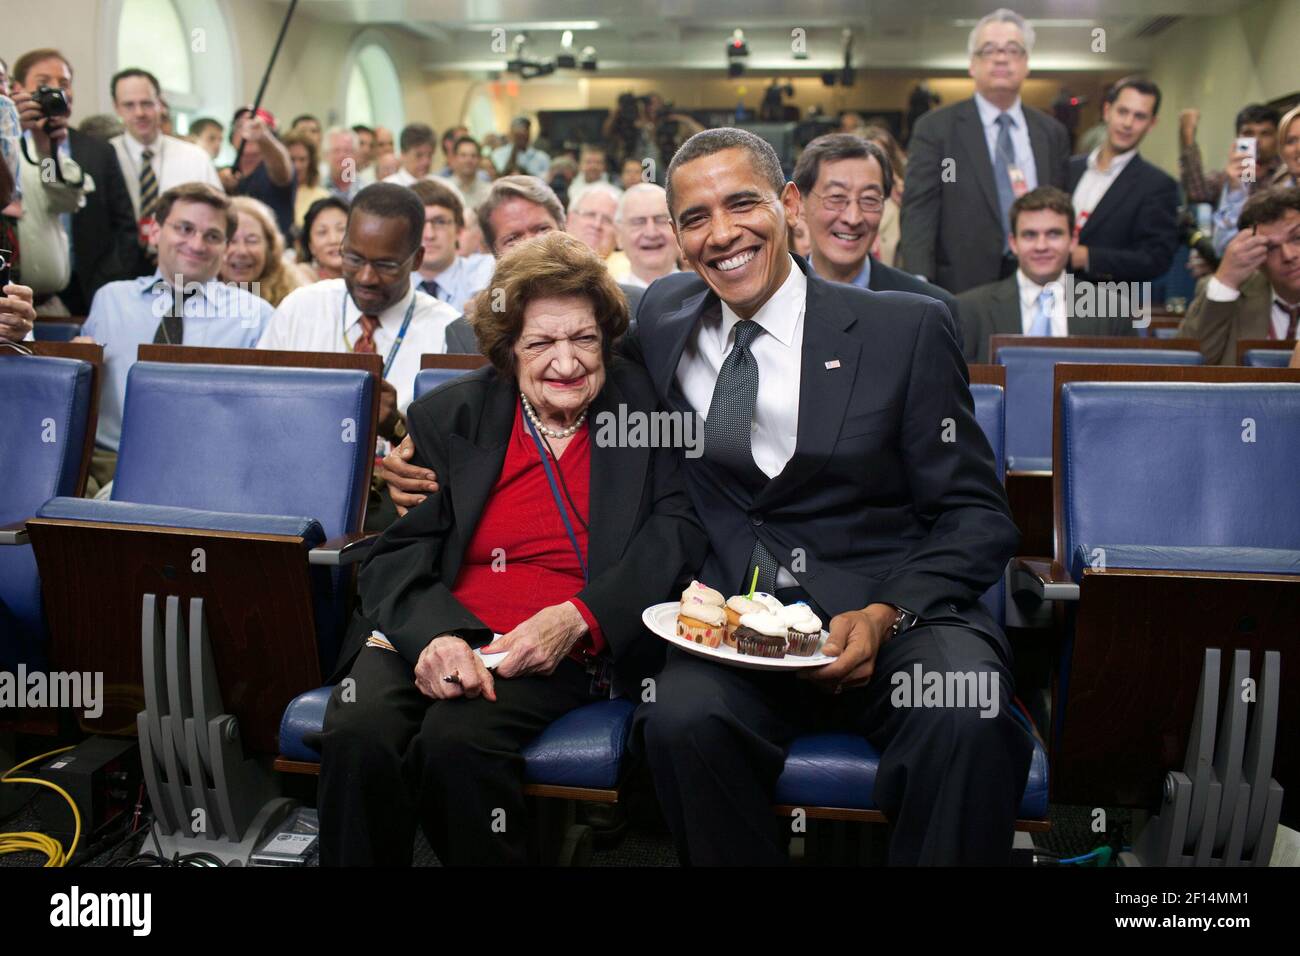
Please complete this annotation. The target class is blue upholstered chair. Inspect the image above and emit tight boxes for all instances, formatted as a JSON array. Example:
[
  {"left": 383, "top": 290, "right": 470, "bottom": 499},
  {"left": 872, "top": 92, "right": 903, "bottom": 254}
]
[
  {"left": 414, "top": 354, "right": 489, "bottom": 401},
  {"left": 774, "top": 370, "right": 1051, "bottom": 831},
  {"left": 996, "top": 344, "right": 1204, "bottom": 472},
  {"left": 0, "top": 351, "right": 96, "bottom": 671},
  {"left": 31, "top": 321, "right": 83, "bottom": 342},
  {"left": 1241, "top": 349, "right": 1292, "bottom": 368},
  {"left": 1014, "top": 365, "right": 1300, "bottom": 809}
]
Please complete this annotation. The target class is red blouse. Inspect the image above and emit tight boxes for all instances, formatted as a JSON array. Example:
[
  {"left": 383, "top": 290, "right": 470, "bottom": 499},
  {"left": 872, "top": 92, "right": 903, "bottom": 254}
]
[{"left": 449, "top": 402, "right": 605, "bottom": 657}]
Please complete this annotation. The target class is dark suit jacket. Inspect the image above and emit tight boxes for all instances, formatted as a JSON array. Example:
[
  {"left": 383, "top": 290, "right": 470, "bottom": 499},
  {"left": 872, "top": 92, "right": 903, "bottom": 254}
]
[
  {"left": 443, "top": 281, "right": 645, "bottom": 354},
  {"left": 866, "top": 256, "right": 964, "bottom": 352},
  {"left": 622, "top": 255, "right": 1019, "bottom": 657},
  {"left": 1067, "top": 152, "right": 1179, "bottom": 283},
  {"left": 899, "top": 97, "right": 1071, "bottom": 294},
  {"left": 354, "top": 359, "right": 708, "bottom": 688},
  {"left": 956, "top": 273, "right": 1136, "bottom": 363},
  {"left": 1178, "top": 272, "right": 1274, "bottom": 365},
  {"left": 63, "top": 128, "right": 144, "bottom": 314}
]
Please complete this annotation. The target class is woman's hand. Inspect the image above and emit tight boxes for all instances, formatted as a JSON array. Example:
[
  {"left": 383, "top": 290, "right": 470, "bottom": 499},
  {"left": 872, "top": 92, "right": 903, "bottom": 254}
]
[
  {"left": 482, "top": 602, "right": 588, "bottom": 679},
  {"left": 413, "top": 634, "right": 496, "bottom": 701}
]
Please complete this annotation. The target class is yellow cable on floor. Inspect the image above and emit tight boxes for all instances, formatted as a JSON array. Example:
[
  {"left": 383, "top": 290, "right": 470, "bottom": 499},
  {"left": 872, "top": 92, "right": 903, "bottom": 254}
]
[{"left": 1, "top": 746, "right": 83, "bottom": 866}]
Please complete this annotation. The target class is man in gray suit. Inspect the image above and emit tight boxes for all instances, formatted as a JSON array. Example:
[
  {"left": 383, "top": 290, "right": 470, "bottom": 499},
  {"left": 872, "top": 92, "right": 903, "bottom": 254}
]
[
  {"left": 443, "top": 175, "right": 643, "bottom": 352},
  {"left": 1179, "top": 186, "right": 1300, "bottom": 364},
  {"left": 899, "top": 8, "right": 1071, "bottom": 294},
  {"left": 957, "top": 187, "right": 1133, "bottom": 363}
]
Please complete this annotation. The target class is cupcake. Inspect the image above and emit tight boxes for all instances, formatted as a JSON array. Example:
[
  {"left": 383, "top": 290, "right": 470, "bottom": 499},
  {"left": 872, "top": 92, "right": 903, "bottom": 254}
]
[
  {"left": 750, "top": 591, "right": 785, "bottom": 615},
  {"left": 677, "top": 599, "right": 727, "bottom": 648},
  {"left": 681, "top": 580, "right": 725, "bottom": 607},
  {"left": 780, "top": 603, "right": 823, "bottom": 657},
  {"left": 723, "top": 596, "right": 764, "bottom": 647},
  {"left": 734, "top": 611, "right": 788, "bottom": 658}
]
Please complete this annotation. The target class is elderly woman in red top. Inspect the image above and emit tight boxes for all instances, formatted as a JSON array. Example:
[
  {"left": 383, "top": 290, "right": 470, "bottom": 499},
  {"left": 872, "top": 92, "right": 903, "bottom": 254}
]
[{"left": 318, "top": 231, "right": 707, "bottom": 865}]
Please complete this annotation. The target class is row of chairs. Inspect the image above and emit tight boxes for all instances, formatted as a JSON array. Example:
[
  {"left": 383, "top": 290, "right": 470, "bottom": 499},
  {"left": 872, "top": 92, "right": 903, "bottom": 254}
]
[{"left": 4, "top": 340, "right": 1295, "bottom": 863}]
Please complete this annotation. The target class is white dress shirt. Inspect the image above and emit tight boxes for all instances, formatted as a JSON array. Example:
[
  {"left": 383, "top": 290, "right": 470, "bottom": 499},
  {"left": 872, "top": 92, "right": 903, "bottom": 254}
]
[
  {"left": 973, "top": 93, "right": 1039, "bottom": 193},
  {"left": 1205, "top": 276, "right": 1300, "bottom": 340},
  {"left": 438, "top": 174, "right": 491, "bottom": 211},
  {"left": 258, "top": 278, "right": 460, "bottom": 413},
  {"left": 675, "top": 255, "right": 808, "bottom": 587},
  {"left": 1071, "top": 146, "right": 1139, "bottom": 234},
  {"left": 1016, "top": 269, "right": 1069, "bottom": 336},
  {"left": 111, "top": 133, "right": 221, "bottom": 219}
]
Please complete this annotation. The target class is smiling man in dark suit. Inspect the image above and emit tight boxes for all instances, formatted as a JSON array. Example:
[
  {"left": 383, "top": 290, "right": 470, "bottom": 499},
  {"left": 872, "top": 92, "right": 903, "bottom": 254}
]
[
  {"left": 899, "top": 9, "right": 1070, "bottom": 293},
  {"left": 381, "top": 128, "right": 1031, "bottom": 865},
  {"left": 958, "top": 186, "right": 1135, "bottom": 363},
  {"left": 794, "top": 133, "right": 963, "bottom": 350},
  {"left": 1067, "top": 76, "right": 1179, "bottom": 285},
  {"left": 628, "top": 129, "right": 1027, "bottom": 866}
]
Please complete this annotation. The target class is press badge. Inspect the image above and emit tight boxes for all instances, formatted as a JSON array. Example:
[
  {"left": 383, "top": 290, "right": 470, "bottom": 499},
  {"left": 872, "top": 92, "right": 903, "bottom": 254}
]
[{"left": 1008, "top": 164, "right": 1029, "bottom": 197}]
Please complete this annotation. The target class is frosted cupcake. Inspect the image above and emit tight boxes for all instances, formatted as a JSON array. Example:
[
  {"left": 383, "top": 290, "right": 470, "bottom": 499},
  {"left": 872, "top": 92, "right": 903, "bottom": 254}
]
[
  {"left": 733, "top": 611, "right": 788, "bottom": 658},
  {"left": 780, "top": 603, "right": 823, "bottom": 656},
  {"left": 723, "top": 595, "right": 765, "bottom": 646},
  {"left": 681, "top": 580, "right": 725, "bottom": 607},
  {"left": 750, "top": 592, "right": 785, "bottom": 615},
  {"left": 677, "top": 599, "right": 727, "bottom": 648}
]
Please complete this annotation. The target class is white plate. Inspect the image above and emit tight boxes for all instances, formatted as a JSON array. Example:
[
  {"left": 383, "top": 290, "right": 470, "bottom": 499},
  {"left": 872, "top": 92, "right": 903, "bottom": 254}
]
[{"left": 642, "top": 602, "right": 833, "bottom": 671}]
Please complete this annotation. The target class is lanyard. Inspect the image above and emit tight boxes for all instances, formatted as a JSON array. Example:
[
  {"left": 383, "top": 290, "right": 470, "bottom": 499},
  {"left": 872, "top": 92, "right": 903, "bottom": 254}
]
[
  {"left": 522, "top": 407, "right": 589, "bottom": 583},
  {"left": 341, "top": 290, "right": 416, "bottom": 379}
]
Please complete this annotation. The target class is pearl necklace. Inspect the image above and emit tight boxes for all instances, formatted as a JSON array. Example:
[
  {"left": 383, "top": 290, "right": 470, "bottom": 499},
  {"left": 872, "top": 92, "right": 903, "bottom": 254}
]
[{"left": 521, "top": 394, "right": 588, "bottom": 439}]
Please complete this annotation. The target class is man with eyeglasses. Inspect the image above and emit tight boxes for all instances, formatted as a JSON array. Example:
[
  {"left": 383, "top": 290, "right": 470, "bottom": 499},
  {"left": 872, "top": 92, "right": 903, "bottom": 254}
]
[
  {"left": 612, "top": 183, "right": 680, "bottom": 288},
  {"left": 406, "top": 178, "right": 493, "bottom": 312},
  {"left": 76, "top": 183, "right": 272, "bottom": 493},
  {"left": 567, "top": 183, "right": 621, "bottom": 261},
  {"left": 899, "top": 8, "right": 1070, "bottom": 294},
  {"left": 794, "top": 134, "right": 961, "bottom": 347},
  {"left": 259, "top": 183, "right": 460, "bottom": 440}
]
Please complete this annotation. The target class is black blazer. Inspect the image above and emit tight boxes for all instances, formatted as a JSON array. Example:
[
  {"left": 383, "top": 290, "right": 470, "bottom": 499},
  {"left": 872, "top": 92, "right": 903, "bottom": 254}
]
[
  {"left": 64, "top": 128, "right": 145, "bottom": 314},
  {"left": 955, "top": 273, "right": 1135, "bottom": 363},
  {"left": 355, "top": 359, "right": 708, "bottom": 689},
  {"left": 866, "top": 256, "right": 964, "bottom": 353},
  {"left": 623, "top": 254, "right": 1018, "bottom": 657},
  {"left": 1067, "top": 152, "right": 1179, "bottom": 283},
  {"left": 899, "top": 97, "right": 1071, "bottom": 294},
  {"left": 443, "top": 282, "right": 645, "bottom": 354}
]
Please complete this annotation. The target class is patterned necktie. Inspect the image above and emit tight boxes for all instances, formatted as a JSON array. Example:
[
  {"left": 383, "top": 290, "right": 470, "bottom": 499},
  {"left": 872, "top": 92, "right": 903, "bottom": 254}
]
[
  {"left": 420, "top": 279, "right": 447, "bottom": 303},
  {"left": 1030, "top": 287, "right": 1054, "bottom": 337},
  {"left": 993, "top": 113, "right": 1017, "bottom": 250},
  {"left": 139, "top": 148, "right": 159, "bottom": 221},
  {"left": 704, "top": 319, "right": 781, "bottom": 593},
  {"left": 353, "top": 314, "right": 379, "bottom": 354},
  {"left": 1272, "top": 299, "right": 1300, "bottom": 340},
  {"left": 152, "top": 283, "right": 184, "bottom": 345}
]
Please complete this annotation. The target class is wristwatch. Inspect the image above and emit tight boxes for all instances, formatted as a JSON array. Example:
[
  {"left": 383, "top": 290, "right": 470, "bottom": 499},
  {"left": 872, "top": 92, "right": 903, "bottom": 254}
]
[{"left": 890, "top": 605, "right": 919, "bottom": 638}]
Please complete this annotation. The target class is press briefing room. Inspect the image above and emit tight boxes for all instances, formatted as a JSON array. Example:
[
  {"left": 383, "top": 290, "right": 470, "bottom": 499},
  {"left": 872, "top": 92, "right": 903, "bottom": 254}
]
[{"left": 0, "top": 0, "right": 1297, "bottom": 934}]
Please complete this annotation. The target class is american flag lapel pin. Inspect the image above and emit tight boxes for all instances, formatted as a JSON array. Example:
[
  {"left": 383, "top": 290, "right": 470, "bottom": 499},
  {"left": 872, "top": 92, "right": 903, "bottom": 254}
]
[{"left": 824, "top": 359, "right": 841, "bottom": 370}]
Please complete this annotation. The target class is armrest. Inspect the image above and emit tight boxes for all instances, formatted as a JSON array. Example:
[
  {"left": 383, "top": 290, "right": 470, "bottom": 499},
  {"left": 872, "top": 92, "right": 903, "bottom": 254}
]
[
  {"left": 0, "top": 521, "right": 30, "bottom": 546},
  {"left": 308, "top": 531, "right": 379, "bottom": 566},
  {"left": 1011, "top": 556, "right": 1079, "bottom": 602}
]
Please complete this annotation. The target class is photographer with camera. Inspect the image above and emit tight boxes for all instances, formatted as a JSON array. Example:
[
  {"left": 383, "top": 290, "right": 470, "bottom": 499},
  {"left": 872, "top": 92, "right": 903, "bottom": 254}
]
[
  {"left": 602, "top": 92, "right": 702, "bottom": 185},
  {"left": 10, "top": 48, "right": 141, "bottom": 315}
]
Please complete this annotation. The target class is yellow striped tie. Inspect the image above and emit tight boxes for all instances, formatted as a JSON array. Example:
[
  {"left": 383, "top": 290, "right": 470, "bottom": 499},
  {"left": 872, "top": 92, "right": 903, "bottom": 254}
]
[{"left": 139, "top": 148, "right": 159, "bottom": 220}]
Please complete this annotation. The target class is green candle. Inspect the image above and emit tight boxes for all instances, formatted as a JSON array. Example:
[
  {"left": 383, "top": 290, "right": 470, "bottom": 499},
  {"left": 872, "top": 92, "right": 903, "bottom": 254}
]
[{"left": 747, "top": 565, "right": 759, "bottom": 599}]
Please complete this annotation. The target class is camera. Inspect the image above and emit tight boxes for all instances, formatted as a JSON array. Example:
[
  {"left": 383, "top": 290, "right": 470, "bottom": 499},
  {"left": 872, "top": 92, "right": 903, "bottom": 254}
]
[{"left": 33, "top": 86, "right": 71, "bottom": 119}]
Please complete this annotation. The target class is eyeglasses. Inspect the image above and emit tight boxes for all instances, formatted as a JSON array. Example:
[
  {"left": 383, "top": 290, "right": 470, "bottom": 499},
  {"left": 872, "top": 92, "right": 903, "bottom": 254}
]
[
  {"left": 624, "top": 214, "right": 672, "bottom": 231},
  {"left": 810, "top": 191, "right": 885, "bottom": 214},
  {"left": 425, "top": 215, "right": 457, "bottom": 230},
  {"left": 166, "top": 219, "right": 227, "bottom": 247},
  {"left": 340, "top": 247, "right": 416, "bottom": 278},
  {"left": 574, "top": 208, "right": 616, "bottom": 228},
  {"left": 974, "top": 42, "right": 1027, "bottom": 59}
]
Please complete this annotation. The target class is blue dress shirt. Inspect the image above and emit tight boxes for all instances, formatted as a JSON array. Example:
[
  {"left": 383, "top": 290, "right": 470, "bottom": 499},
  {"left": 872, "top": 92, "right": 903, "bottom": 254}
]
[
  {"left": 409, "top": 254, "right": 495, "bottom": 312},
  {"left": 82, "top": 272, "right": 272, "bottom": 451}
]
